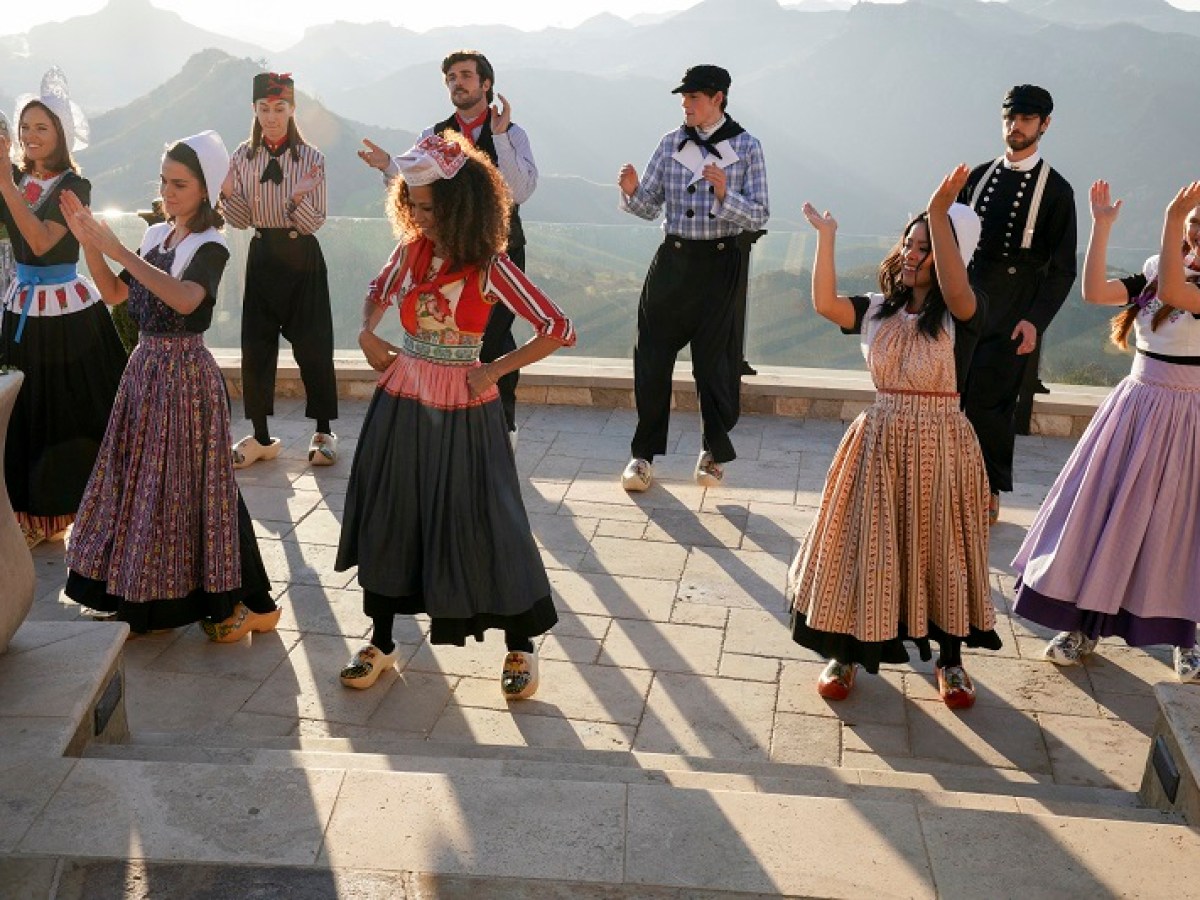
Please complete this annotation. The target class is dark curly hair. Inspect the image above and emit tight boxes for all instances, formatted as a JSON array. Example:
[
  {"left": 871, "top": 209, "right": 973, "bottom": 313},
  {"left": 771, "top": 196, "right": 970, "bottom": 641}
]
[{"left": 386, "top": 135, "right": 511, "bottom": 269}]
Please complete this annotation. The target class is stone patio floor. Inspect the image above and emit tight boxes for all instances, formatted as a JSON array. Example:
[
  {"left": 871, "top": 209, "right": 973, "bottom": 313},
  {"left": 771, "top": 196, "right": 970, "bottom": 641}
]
[{"left": 23, "top": 398, "right": 1182, "bottom": 795}]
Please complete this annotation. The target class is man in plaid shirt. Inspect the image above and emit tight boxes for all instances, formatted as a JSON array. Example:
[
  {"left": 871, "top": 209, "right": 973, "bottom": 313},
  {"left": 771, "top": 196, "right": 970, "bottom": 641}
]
[{"left": 617, "top": 64, "right": 769, "bottom": 492}]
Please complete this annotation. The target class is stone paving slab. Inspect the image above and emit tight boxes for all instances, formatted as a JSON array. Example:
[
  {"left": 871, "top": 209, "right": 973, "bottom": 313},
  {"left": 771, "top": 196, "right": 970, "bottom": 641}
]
[
  {"left": 18, "top": 400, "right": 1195, "bottom": 807},
  {"left": 919, "top": 805, "right": 1200, "bottom": 898},
  {"left": 625, "top": 787, "right": 934, "bottom": 898},
  {"left": 17, "top": 759, "right": 344, "bottom": 865},
  {"left": 317, "top": 771, "right": 626, "bottom": 882}
]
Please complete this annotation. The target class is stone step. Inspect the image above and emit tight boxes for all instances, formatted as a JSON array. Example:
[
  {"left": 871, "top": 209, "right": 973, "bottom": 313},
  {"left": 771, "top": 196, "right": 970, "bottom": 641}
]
[
  {"left": 0, "top": 857, "right": 788, "bottom": 900},
  {"left": 85, "top": 731, "right": 1180, "bottom": 825},
  {"left": 11, "top": 756, "right": 1200, "bottom": 898}
]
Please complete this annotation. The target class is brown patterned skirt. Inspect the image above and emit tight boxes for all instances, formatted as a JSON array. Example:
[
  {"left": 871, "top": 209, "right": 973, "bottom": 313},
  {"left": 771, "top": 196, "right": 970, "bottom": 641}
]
[{"left": 787, "top": 390, "right": 999, "bottom": 672}]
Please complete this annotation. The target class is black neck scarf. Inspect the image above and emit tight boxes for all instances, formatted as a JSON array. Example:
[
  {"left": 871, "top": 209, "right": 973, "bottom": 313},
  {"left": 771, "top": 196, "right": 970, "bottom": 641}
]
[
  {"left": 678, "top": 116, "right": 746, "bottom": 160},
  {"left": 259, "top": 141, "right": 288, "bottom": 185}
]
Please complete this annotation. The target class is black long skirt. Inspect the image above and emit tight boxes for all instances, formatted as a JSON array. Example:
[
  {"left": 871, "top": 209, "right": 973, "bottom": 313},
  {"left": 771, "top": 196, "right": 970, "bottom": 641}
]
[
  {"left": 336, "top": 353, "right": 557, "bottom": 646},
  {"left": 1, "top": 304, "right": 126, "bottom": 517}
]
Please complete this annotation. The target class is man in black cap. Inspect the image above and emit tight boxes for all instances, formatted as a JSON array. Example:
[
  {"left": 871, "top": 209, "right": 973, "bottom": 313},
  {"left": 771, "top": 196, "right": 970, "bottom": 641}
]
[
  {"left": 617, "top": 64, "right": 769, "bottom": 492},
  {"left": 958, "top": 84, "right": 1077, "bottom": 524}
]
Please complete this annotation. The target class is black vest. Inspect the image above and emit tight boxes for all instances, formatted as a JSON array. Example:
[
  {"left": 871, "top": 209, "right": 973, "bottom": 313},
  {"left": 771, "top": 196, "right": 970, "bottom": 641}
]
[{"left": 434, "top": 113, "right": 526, "bottom": 251}]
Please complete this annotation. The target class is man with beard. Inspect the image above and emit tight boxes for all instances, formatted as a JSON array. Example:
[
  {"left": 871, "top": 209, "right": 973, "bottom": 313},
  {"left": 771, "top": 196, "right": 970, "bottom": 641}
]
[
  {"left": 359, "top": 50, "right": 537, "bottom": 447},
  {"left": 958, "top": 84, "right": 1076, "bottom": 525},
  {"left": 616, "top": 64, "right": 769, "bottom": 493}
]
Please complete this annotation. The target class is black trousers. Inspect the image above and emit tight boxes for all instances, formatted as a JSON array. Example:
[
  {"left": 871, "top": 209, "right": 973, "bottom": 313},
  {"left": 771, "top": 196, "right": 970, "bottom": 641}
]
[
  {"left": 962, "top": 264, "right": 1042, "bottom": 494},
  {"left": 632, "top": 237, "right": 742, "bottom": 464},
  {"left": 481, "top": 245, "right": 524, "bottom": 432},
  {"left": 241, "top": 229, "right": 338, "bottom": 423}
]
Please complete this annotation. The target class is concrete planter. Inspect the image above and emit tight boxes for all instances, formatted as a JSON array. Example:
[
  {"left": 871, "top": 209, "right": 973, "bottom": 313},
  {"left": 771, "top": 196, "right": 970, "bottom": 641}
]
[{"left": 0, "top": 370, "right": 35, "bottom": 653}]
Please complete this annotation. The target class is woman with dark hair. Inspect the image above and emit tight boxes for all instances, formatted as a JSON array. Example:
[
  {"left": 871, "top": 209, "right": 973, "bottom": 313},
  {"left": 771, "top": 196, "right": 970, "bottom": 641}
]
[
  {"left": 336, "top": 134, "right": 575, "bottom": 696},
  {"left": 1012, "top": 181, "right": 1200, "bottom": 682},
  {"left": 787, "top": 165, "right": 1002, "bottom": 709},
  {"left": 59, "top": 131, "right": 278, "bottom": 640},
  {"left": 220, "top": 72, "right": 338, "bottom": 470},
  {"left": 0, "top": 67, "right": 126, "bottom": 548}
]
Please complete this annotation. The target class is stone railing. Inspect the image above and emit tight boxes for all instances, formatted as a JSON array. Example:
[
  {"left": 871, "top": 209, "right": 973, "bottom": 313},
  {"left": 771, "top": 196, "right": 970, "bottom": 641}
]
[{"left": 211, "top": 350, "right": 1110, "bottom": 439}]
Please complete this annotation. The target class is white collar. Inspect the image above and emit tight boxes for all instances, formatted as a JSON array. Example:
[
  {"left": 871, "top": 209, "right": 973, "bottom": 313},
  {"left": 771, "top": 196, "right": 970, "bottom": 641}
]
[
  {"left": 697, "top": 116, "right": 727, "bottom": 140},
  {"left": 1003, "top": 149, "right": 1042, "bottom": 172}
]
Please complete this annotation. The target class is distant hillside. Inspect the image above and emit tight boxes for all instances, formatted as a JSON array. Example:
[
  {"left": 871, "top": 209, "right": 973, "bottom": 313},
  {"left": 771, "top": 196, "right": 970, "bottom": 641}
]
[
  {"left": 8, "top": 0, "right": 1200, "bottom": 385},
  {"left": 0, "top": 0, "right": 267, "bottom": 112},
  {"left": 1007, "top": 0, "right": 1200, "bottom": 35},
  {"left": 82, "top": 50, "right": 415, "bottom": 217}
]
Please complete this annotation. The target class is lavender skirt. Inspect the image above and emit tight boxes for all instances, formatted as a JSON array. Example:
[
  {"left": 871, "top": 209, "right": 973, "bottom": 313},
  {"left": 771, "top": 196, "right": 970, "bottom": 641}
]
[{"left": 1012, "top": 354, "right": 1200, "bottom": 648}]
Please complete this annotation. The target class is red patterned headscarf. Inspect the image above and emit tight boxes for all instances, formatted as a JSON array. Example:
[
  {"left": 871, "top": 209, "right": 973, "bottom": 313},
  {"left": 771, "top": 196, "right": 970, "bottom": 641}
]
[
  {"left": 393, "top": 134, "right": 469, "bottom": 186},
  {"left": 253, "top": 72, "right": 294, "bottom": 103}
]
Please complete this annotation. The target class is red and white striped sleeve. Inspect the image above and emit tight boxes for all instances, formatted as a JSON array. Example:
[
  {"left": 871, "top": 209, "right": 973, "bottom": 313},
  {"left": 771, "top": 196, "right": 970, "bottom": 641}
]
[
  {"left": 366, "top": 242, "right": 409, "bottom": 309},
  {"left": 484, "top": 254, "right": 576, "bottom": 346}
]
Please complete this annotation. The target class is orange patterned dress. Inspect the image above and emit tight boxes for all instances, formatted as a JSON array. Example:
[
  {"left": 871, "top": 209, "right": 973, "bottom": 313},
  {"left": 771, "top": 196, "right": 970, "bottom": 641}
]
[{"left": 787, "top": 296, "right": 999, "bottom": 672}]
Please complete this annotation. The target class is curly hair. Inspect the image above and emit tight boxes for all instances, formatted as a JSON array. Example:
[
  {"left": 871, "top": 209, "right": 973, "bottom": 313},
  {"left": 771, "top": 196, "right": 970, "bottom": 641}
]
[{"left": 386, "top": 135, "right": 511, "bottom": 269}]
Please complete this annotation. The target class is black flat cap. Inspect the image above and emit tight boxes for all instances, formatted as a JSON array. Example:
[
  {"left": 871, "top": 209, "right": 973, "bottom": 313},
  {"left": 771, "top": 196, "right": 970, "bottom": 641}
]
[
  {"left": 671, "top": 64, "right": 732, "bottom": 95},
  {"left": 1002, "top": 84, "right": 1053, "bottom": 117}
]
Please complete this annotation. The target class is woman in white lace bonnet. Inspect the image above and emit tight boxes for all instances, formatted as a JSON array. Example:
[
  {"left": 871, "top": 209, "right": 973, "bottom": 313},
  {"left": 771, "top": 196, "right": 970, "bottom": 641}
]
[{"left": 0, "top": 67, "right": 126, "bottom": 548}]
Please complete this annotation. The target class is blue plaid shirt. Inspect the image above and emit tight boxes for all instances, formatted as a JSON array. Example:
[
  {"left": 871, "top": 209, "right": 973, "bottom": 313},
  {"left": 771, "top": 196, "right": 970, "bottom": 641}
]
[{"left": 621, "top": 124, "right": 769, "bottom": 240}]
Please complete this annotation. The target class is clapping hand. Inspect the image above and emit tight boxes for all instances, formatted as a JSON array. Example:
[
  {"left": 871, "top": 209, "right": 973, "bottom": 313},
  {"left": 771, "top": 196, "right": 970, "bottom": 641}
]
[
  {"left": 490, "top": 94, "right": 512, "bottom": 135},
  {"left": 0, "top": 135, "right": 15, "bottom": 189},
  {"left": 618, "top": 164, "right": 639, "bottom": 196},
  {"left": 292, "top": 164, "right": 323, "bottom": 199},
  {"left": 59, "top": 189, "right": 123, "bottom": 257}
]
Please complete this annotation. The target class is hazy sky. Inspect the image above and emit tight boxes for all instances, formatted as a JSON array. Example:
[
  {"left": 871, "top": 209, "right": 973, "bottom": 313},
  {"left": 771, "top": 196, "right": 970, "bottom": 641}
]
[{"left": 6, "top": 0, "right": 1200, "bottom": 50}]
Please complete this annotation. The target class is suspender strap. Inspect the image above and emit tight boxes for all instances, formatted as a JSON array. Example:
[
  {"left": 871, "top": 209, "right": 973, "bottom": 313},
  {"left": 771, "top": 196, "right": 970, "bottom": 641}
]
[
  {"left": 968, "top": 158, "right": 1003, "bottom": 209},
  {"left": 1021, "top": 162, "right": 1052, "bottom": 250}
]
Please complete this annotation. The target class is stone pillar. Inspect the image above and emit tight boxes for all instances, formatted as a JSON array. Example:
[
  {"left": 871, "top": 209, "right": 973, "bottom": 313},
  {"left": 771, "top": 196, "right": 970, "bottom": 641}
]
[{"left": 0, "top": 371, "right": 36, "bottom": 653}]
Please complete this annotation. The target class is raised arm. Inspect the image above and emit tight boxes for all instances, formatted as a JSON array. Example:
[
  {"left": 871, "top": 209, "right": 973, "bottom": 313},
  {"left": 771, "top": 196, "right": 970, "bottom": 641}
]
[
  {"left": 1157, "top": 182, "right": 1200, "bottom": 313},
  {"left": 927, "top": 165, "right": 977, "bottom": 322},
  {"left": 0, "top": 141, "right": 71, "bottom": 256},
  {"left": 802, "top": 202, "right": 857, "bottom": 329},
  {"left": 491, "top": 105, "right": 538, "bottom": 205},
  {"left": 1081, "top": 180, "right": 1133, "bottom": 307}
]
